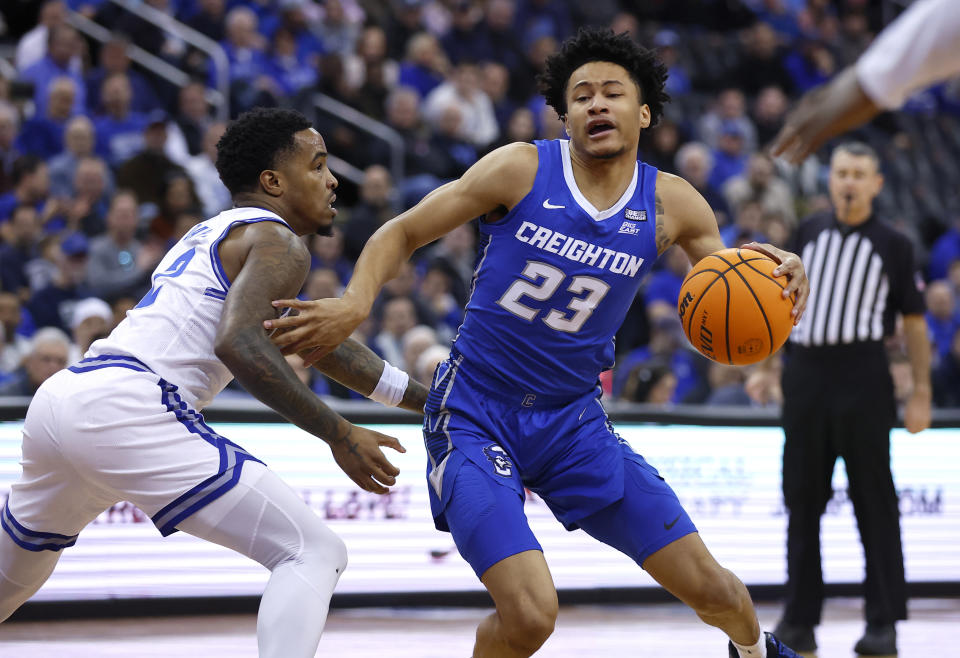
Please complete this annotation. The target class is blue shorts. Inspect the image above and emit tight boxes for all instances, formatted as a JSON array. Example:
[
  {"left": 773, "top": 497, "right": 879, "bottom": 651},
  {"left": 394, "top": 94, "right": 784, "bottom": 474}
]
[{"left": 423, "top": 355, "right": 697, "bottom": 579}]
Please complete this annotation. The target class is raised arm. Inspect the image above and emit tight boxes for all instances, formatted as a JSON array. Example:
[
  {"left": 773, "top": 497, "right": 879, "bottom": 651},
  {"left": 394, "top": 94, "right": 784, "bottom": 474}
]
[
  {"left": 266, "top": 142, "right": 538, "bottom": 356},
  {"left": 214, "top": 222, "right": 404, "bottom": 493}
]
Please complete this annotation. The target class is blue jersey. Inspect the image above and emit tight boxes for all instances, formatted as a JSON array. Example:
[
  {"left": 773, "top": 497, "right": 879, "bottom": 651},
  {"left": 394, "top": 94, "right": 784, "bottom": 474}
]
[{"left": 452, "top": 139, "right": 659, "bottom": 398}]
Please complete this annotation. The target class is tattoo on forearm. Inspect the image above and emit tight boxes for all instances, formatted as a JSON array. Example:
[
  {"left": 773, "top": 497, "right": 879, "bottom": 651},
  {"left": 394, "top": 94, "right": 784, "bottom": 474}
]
[
  {"left": 217, "top": 226, "right": 346, "bottom": 446},
  {"left": 655, "top": 192, "right": 671, "bottom": 255},
  {"left": 311, "top": 338, "right": 385, "bottom": 396},
  {"left": 400, "top": 377, "right": 429, "bottom": 414}
]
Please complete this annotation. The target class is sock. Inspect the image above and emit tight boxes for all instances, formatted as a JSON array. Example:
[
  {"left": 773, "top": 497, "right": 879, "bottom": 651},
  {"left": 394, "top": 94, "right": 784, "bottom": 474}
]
[{"left": 733, "top": 632, "right": 767, "bottom": 658}]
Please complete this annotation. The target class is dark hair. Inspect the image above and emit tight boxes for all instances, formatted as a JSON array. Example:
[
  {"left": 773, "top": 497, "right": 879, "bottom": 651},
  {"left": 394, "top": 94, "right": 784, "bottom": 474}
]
[
  {"left": 215, "top": 107, "right": 313, "bottom": 196},
  {"left": 537, "top": 27, "right": 669, "bottom": 127},
  {"left": 833, "top": 141, "right": 880, "bottom": 167},
  {"left": 11, "top": 155, "right": 45, "bottom": 186}
]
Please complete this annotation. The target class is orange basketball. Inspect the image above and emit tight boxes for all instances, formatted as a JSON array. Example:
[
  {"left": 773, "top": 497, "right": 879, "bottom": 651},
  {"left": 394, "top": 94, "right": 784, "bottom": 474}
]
[{"left": 677, "top": 247, "right": 795, "bottom": 365}]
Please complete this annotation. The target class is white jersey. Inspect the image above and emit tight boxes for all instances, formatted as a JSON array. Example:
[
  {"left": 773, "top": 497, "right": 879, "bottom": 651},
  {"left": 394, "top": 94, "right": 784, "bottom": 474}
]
[
  {"left": 88, "top": 207, "right": 293, "bottom": 409},
  {"left": 856, "top": 0, "right": 960, "bottom": 109}
]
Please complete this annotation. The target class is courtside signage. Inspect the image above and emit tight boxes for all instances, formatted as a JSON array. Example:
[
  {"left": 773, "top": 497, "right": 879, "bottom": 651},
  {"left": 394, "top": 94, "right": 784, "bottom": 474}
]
[{"left": 0, "top": 423, "right": 956, "bottom": 600}]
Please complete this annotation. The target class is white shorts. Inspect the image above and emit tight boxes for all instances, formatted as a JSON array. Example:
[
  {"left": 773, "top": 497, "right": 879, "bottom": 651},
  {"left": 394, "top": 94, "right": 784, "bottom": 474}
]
[{"left": 2, "top": 355, "right": 263, "bottom": 552}]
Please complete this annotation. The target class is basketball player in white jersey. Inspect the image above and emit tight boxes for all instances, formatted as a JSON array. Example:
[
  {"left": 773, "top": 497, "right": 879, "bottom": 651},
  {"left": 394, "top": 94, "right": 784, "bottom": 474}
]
[{"left": 0, "top": 108, "right": 426, "bottom": 656}]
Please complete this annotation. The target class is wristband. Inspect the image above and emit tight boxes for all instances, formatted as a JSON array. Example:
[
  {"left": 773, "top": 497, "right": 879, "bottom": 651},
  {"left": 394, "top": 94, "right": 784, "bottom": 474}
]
[{"left": 369, "top": 361, "right": 409, "bottom": 407}]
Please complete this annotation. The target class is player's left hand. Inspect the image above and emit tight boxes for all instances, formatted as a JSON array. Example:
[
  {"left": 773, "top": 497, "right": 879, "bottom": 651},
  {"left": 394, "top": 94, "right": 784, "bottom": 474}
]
[
  {"left": 264, "top": 297, "right": 366, "bottom": 365},
  {"left": 904, "top": 388, "right": 932, "bottom": 434},
  {"left": 741, "top": 242, "right": 809, "bottom": 324}
]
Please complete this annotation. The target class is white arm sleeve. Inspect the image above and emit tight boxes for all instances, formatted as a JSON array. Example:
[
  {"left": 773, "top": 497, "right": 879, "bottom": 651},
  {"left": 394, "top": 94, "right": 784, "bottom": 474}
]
[{"left": 856, "top": 0, "right": 960, "bottom": 109}]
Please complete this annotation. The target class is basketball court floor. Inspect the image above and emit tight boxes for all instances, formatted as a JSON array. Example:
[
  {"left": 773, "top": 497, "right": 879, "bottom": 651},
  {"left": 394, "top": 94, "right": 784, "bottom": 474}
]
[{"left": 2, "top": 597, "right": 956, "bottom": 657}]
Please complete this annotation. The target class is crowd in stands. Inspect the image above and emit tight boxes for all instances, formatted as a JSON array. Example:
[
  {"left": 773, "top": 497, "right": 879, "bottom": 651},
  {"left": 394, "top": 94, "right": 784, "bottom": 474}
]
[{"left": 0, "top": 0, "right": 958, "bottom": 409}]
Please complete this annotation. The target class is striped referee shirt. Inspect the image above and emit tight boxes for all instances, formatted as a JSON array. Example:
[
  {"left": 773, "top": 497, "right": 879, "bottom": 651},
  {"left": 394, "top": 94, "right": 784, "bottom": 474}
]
[{"left": 788, "top": 212, "right": 925, "bottom": 348}]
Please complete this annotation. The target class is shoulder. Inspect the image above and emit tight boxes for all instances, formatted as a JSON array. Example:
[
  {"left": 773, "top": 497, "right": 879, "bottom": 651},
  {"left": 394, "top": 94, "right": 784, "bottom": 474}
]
[
  {"left": 655, "top": 171, "right": 712, "bottom": 224},
  {"left": 222, "top": 219, "right": 309, "bottom": 280},
  {"left": 479, "top": 142, "right": 539, "bottom": 177},
  {"left": 459, "top": 142, "right": 539, "bottom": 206}
]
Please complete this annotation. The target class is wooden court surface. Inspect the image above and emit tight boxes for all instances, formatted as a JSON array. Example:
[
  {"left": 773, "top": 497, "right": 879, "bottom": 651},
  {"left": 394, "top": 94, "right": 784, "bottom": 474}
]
[{"left": 1, "top": 597, "right": 956, "bottom": 657}]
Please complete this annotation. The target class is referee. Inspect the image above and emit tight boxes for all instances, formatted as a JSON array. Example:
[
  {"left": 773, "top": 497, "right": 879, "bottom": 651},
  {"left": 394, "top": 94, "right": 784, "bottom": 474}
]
[{"left": 759, "top": 142, "right": 932, "bottom": 656}]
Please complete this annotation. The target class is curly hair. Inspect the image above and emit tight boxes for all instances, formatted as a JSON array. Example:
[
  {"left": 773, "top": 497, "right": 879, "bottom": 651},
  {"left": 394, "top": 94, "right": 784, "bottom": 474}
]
[
  {"left": 537, "top": 27, "right": 670, "bottom": 128},
  {"left": 215, "top": 107, "right": 313, "bottom": 196}
]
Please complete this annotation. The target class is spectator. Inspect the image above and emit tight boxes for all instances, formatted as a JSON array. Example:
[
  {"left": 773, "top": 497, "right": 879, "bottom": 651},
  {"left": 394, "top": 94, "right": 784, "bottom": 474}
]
[
  {"left": 372, "top": 295, "right": 419, "bottom": 369},
  {"left": 654, "top": 29, "right": 691, "bottom": 97},
  {"left": 15, "top": 0, "right": 70, "bottom": 72},
  {"left": 514, "top": 0, "right": 572, "bottom": 47},
  {"left": 0, "top": 102, "right": 20, "bottom": 194},
  {"left": 704, "top": 363, "right": 751, "bottom": 406},
  {"left": 86, "top": 191, "right": 164, "bottom": 303},
  {"left": 721, "top": 200, "right": 767, "bottom": 248},
  {"left": 85, "top": 36, "right": 160, "bottom": 116},
  {"left": 490, "top": 106, "right": 536, "bottom": 151},
  {"left": 697, "top": 88, "right": 758, "bottom": 153},
  {"left": 752, "top": 85, "right": 789, "bottom": 148},
  {"left": 64, "top": 156, "right": 111, "bottom": 236},
  {"left": 174, "top": 82, "right": 213, "bottom": 157},
  {"left": 218, "top": 6, "right": 276, "bottom": 112},
  {"left": 184, "top": 122, "right": 230, "bottom": 219},
  {"left": 932, "top": 327, "right": 960, "bottom": 407},
  {"left": 401, "top": 324, "right": 440, "bottom": 381},
  {"left": 269, "top": 27, "right": 320, "bottom": 97},
  {"left": 480, "top": 61, "right": 515, "bottom": 137},
  {"left": 709, "top": 121, "right": 751, "bottom": 190},
  {"left": 68, "top": 296, "right": 114, "bottom": 363},
  {"left": 14, "top": 76, "right": 78, "bottom": 160},
  {"left": 343, "top": 25, "right": 399, "bottom": 94},
  {"left": 925, "top": 280, "right": 960, "bottom": 362},
  {"left": 149, "top": 172, "right": 202, "bottom": 243},
  {"left": 343, "top": 165, "right": 398, "bottom": 263},
  {"left": 644, "top": 246, "right": 690, "bottom": 315},
  {"left": 25, "top": 235, "right": 61, "bottom": 295},
  {"left": 675, "top": 141, "right": 731, "bottom": 227},
  {"left": 732, "top": 22, "right": 793, "bottom": 95},
  {"left": 386, "top": 0, "right": 430, "bottom": 61},
  {"left": 309, "top": 227, "right": 353, "bottom": 285},
  {"left": 93, "top": 73, "right": 149, "bottom": 167},
  {"left": 0, "top": 292, "right": 31, "bottom": 377},
  {"left": 184, "top": 0, "right": 227, "bottom": 42},
  {"left": 724, "top": 153, "right": 797, "bottom": 225},
  {"left": 440, "top": 0, "right": 486, "bottom": 65},
  {"left": 927, "top": 218, "right": 960, "bottom": 281},
  {"left": 302, "top": 267, "right": 342, "bottom": 301},
  {"left": 0, "top": 326, "right": 71, "bottom": 396},
  {"left": 115, "top": 111, "right": 187, "bottom": 211},
  {"left": 480, "top": 0, "right": 526, "bottom": 99},
  {"left": 414, "top": 343, "right": 449, "bottom": 387},
  {"left": 0, "top": 156, "right": 63, "bottom": 231},
  {"left": 19, "top": 24, "right": 87, "bottom": 118},
  {"left": 428, "top": 104, "right": 479, "bottom": 177},
  {"left": 614, "top": 314, "right": 703, "bottom": 405},
  {"left": 426, "top": 222, "right": 475, "bottom": 306},
  {"left": 642, "top": 119, "right": 682, "bottom": 173},
  {"left": 27, "top": 231, "right": 94, "bottom": 333},
  {"left": 0, "top": 205, "right": 41, "bottom": 300},
  {"left": 621, "top": 358, "right": 677, "bottom": 405},
  {"left": 418, "top": 262, "right": 462, "bottom": 340},
  {"left": 784, "top": 39, "right": 837, "bottom": 94},
  {"left": 313, "top": 0, "right": 362, "bottom": 57},
  {"left": 50, "top": 115, "right": 111, "bottom": 199},
  {"left": 271, "top": 0, "right": 326, "bottom": 65},
  {"left": 397, "top": 32, "right": 448, "bottom": 98}
]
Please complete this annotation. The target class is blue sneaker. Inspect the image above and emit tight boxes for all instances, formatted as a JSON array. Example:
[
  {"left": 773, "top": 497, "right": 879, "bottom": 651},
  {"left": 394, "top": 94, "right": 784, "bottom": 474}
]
[{"left": 727, "top": 632, "right": 801, "bottom": 657}]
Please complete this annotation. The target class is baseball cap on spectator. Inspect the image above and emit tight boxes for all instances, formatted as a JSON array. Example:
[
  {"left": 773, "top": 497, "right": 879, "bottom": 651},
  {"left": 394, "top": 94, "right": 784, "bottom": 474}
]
[
  {"left": 719, "top": 120, "right": 746, "bottom": 139},
  {"left": 71, "top": 297, "right": 113, "bottom": 330},
  {"left": 654, "top": 30, "right": 680, "bottom": 49},
  {"left": 60, "top": 232, "right": 89, "bottom": 257}
]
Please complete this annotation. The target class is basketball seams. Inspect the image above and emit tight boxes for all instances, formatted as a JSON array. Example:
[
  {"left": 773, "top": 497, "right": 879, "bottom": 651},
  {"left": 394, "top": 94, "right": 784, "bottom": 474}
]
[
  {"left": 725, "top": 261, "right": 775, "bottom": 358},
  {"left": 679, "top": 248, "right": 792, "bottom": 365}
]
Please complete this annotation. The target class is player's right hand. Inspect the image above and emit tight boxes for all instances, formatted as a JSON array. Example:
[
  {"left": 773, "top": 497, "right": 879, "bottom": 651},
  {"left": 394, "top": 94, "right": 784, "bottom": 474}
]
[
  {"left": 264, "top": 297, "right": 365, "bottom": 365},
  {"left": 329, "top": 424, "right": 406, "bottom": 495}
]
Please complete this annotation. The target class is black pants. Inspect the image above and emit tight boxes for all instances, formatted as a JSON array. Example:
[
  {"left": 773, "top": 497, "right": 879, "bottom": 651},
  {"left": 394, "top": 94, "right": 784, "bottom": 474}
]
[{"left": 780, "top": 348, "right": 907, "bottom": 626}]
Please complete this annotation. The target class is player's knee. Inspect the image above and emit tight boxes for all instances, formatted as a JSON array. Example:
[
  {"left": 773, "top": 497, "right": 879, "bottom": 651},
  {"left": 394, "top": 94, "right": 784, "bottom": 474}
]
[
  {"left": 690, "top": 568, "right": 744, "bottom": 618},
  {"left": 300, "top": 519, "right": 348, "bottom": 578},
  {"left": 499, "top": 594, "right": 558, "bottom": 650}
]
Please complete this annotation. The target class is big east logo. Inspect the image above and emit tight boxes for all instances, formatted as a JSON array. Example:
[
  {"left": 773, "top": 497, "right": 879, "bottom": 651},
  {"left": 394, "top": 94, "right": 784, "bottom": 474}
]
[{"left": 678, "top": 291, "right": 694, "bottom": 319}]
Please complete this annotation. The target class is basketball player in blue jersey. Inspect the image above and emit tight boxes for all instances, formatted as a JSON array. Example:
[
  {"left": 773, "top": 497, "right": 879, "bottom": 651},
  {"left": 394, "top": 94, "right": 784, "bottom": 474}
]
[
  {"left": 269, "top": 30, "right": 811, "bottom": 657},
  {"left": 0, "top": 108, "right": 427, "bottom": 656}
]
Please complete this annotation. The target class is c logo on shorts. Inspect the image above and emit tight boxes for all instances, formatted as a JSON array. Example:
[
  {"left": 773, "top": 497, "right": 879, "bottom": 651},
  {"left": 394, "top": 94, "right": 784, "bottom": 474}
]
[{"left": 483, "top": 444, "right": 513, "bottom": 477}]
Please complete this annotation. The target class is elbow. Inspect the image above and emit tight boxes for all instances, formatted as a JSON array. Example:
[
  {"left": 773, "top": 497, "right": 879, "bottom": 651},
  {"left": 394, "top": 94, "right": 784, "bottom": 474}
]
[{"left": 214, "top": 332, "right": 240, "bottom": 368}]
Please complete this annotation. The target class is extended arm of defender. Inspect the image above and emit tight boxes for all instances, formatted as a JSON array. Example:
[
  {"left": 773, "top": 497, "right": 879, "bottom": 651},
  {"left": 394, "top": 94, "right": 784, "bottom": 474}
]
[
  {"left": 266, "top": 143, "right": 537, "bottom": 356},
  {"left": 311, "top": 337, "right": 429, "bottom": 414},
  {"left": 214, "top": 223, "right": 404, "bottom": 493}
]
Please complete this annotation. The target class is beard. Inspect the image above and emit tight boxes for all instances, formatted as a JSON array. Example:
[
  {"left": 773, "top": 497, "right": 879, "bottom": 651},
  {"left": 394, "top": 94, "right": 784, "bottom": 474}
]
[{"left": 315, "top": 222, "right": 333, "bottom": 237}]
